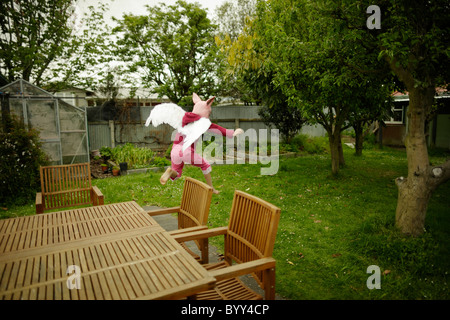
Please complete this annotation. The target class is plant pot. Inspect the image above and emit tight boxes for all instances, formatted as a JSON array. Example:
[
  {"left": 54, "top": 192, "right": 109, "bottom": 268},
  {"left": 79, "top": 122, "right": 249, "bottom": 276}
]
[
  {"left": 112, "top": 169, "right": 120, "bottom": 176},
  {"left": 101, "top": 165, "right": 108, "bottom": 173},
  {"left": 119, "top": 162, "right": 128, "bottom": 174}
]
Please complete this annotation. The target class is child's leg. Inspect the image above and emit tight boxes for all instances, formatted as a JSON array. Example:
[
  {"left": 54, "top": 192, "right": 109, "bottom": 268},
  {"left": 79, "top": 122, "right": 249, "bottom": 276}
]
[
  {"left": 160, "top": 167, "right": 178, "bottom": 185},
  {"left": 160, "top": 144, "right": 183, "bottom": 185},
  {"left": 183, "top": 147, "right": 220, "bottom": 194},
  {"left": 191, "top": 152, "right": 219, "bottom": 194},
  {"left": 204, "top": 171, "right": 220, "bottom": 194}
]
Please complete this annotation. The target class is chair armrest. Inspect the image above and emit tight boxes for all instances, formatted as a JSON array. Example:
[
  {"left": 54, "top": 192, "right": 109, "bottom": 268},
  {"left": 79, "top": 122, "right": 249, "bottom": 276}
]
[
  {"left": 91, "top": 186, "right": 104, "bottom": 205},
  {"left": 168, "top": 225, "right": 208, "bottom": 236},
  {"left": 146, "top": 206, "right": 181, "bottom": 216},
  {"left": 36, "top": 192, "right": 44, "bottom": 214},
  {"left": 92, "top": 186, "right": 103, "bottom": 197},
  {"left": 172, "top": 227, "right": 228, "bottom": 243},
  {"left": 209, "top": 257, "right": 276, "bottom": 282}
]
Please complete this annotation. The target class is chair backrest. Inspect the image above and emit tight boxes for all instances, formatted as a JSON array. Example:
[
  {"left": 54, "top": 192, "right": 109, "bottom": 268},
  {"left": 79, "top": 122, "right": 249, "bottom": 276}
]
[
  {"left": 40, "top": 163, "right": 93, "bottom": 211},
  {"left": 178, "top": 177, "right": 214, "bottom": 229},
  {"left": 225, "top": 190, "right": 281, "bottom": 286}
]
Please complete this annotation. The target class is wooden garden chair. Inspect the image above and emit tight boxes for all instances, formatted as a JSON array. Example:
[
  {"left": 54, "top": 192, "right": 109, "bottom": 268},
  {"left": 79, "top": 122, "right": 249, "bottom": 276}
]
[
  {"left": 146, "top": 177, "right": 213, "bottom": 264},
  {"left": 173, "top": 190, "right": 281, "bottom": 300},
  {"left": 35, "top": 163, "right": 104, "bottom": 214}
]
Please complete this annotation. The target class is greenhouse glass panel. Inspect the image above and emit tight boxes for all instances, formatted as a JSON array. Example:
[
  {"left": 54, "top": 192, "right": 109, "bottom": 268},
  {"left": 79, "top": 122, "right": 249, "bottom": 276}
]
[
  {"left": 0, "top": 79, "right": 89, "bottom": 165},
  {"left": 61, "top": 132, "right": 89, "bottom": 164},
  {"left": 26, "top": 99, "right": 58, "bottom": 140},
  {"left": 41, "top": 142, "right": 62, "bottom": 165},
  {"left": 9, "top": 100, "right": 24, "bottom": 123}
]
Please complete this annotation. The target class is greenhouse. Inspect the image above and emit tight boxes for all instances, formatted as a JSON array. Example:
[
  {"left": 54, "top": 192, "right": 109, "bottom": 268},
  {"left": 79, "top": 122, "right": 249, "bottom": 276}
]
[{"left": 0, "top": 79, "right": 89, "bottom": 165}]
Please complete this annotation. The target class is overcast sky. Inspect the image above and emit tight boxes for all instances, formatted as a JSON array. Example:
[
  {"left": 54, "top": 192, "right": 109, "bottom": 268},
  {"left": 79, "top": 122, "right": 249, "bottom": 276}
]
[{"left": 76, "top": 0, "right": 226, "bottom": 25}]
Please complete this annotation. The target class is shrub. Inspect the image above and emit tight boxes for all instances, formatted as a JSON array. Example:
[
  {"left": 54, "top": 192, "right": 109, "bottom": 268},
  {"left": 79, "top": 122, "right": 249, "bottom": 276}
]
[
  {"left": 0, "top": 115, "right": 49, "bottom": 206},
  {"left": 151, "top": 156, "right": 171, "bottom": 167},
  {"left": 165, "top": 144, "right": 172, "bottom": 158},
  {"left": 99, "top": 146, "right": 113, "bottom": 161},
  {"left": 280, "top": 134, "right": 329, "bottom": 154},
  {"left": 109, "top": 143, "right": 155, "bottom": 169}
]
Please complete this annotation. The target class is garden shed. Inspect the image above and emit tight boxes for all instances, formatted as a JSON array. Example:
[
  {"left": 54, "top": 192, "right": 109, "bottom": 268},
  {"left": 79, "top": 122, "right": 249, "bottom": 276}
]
[{"left": 0, "top": 79, "right": 89, "bottom": 165}]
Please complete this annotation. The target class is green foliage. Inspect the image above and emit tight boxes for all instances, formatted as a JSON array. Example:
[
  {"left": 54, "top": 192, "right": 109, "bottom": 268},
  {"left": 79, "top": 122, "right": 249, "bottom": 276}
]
[
  {"left": 165, "top": 144, "right": 173, "bottom": 159},
  {"left": 102, "top": 143, "right": 170, "bottom": 169},
  {"left": 362, "top": 133, "right": 378, "bottom": 150},
  {"left": 280, "top": 134, "right": 329, "bottom": 154},
  {"left": 300, "top": 135, "right": 329, "bottom": 154},
  {"left": 109, "top": 143, "right": 155, "bottom": 169},
  {"left": 0, "top": 115, "right": 49, "bottom": 206},
  {"left": 99, "top": 146, "right": 113, "bottom": 160},
  {"left": 151, "top": 156, "right": 171, "bottom": 168},
  {"left": 377, "top": 0, "right": 450, "bottom": 88},
  {"left": 0, "top": 0, "right": 74, "bottom": 85},
  {"left": 112, "top": 0, "right": 223, "bottom": 104},
  {"left": 219, "top": 0, "right": 394, "bottom": 173},
  {"left": 0, "top": 0, "right": 114, "bottom": 91},
  {"left": 257, "top": 89, "right": 308, "bottom": 144}
]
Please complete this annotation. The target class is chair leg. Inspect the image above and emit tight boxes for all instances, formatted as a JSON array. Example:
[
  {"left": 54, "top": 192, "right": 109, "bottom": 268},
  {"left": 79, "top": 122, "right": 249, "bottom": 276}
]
[
  {"left": 200, "top": 238, "right": 209, "bottom": 264},
  {"left": 263, "top": 267, "right": 276, "bottom": 300},
  {"left": 91, "top": 189, "right": 97, "bottom": 206},
  {"left": 36, "top": 192, "right": 44, "bottom": 214}
]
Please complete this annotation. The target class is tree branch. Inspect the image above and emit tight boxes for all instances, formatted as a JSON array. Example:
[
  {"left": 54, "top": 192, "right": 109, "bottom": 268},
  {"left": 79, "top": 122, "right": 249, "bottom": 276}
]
[
  {"left": 382, "top": 48, "right": 415, "bottom": 89},
  {"left": 429, "top": 159, "right": 450, "bottom": 191}
]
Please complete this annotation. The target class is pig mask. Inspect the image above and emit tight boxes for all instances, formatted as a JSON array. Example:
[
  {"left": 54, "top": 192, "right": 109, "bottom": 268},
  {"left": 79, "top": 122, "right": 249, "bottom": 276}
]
[{"left": 192, "top": 93, "right": 214, "bottom": 118}]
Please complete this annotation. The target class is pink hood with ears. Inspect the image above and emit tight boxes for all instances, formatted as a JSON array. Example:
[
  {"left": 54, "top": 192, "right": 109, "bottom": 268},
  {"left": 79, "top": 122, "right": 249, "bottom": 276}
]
[{"left": 192, "top": 92, "right": 214, "bottom": 118}]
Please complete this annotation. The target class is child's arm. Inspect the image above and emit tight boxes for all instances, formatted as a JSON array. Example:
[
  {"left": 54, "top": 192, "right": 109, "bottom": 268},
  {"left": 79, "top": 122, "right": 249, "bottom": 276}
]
[{"left": 208, "top": 123, "right": 243, "bottom": 138}]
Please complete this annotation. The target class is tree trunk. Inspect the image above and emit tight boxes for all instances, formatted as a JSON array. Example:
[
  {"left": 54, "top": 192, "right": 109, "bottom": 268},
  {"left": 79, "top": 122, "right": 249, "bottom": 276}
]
[
  {"left": 328, "top": 129, "right": 342, "bottom": 175},
  {"left": 395, "top": 176, "right": 433, "bottom": 236},
  {"left": 353, "top": 123, "right": 364, "bottom": 156},
  {"left": 338, "top": 137, "right": 345, "bottom": 167},
  {"left": 394, "top": 86, "right": 450, "bottom": 236}
]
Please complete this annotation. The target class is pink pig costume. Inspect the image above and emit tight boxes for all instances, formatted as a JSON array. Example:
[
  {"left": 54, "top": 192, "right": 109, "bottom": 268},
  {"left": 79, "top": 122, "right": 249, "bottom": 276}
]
[
  {"left": 171, "top": 111, "right": 234, "bottom": 180},
  {"left": 145, "top": 93, "right": 242, "bottom": 193}
]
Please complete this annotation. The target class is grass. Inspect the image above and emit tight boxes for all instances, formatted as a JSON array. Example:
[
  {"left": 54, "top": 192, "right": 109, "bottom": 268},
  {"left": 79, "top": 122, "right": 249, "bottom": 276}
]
[{"left": 3, "top": 145, "right": 449, "bottom": 300}]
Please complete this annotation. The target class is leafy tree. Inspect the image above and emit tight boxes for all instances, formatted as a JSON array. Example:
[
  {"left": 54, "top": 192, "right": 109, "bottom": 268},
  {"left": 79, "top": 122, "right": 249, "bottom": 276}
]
[
  {"left": 347, "top": 84, "right": 393, "bottom": 156},
  {"left": 216, "top": 3, "right": 307, "bottom": 143},
  {"left": 372, "top": 0, "right": 450, "bottom": 236},
  {"left": 112, "top": 0, "right": 222, "bottom": 105},
  {"left": 215, "top": 0, "right": 257, "bottom": 41},
  {"left": 300, "top": 0, "right": 450, "bottom": 235},
  {"left": 0, "top": 0, "right": 116, "bottom": 92},
  {"left": 214, "top": 0, "right": 258, "bottom": 103},
  {"left": 0, "top": 0, "right": 74, "bottom": 86},
  {"left": 249, "top": 0, "right": 449, "bottom": 235},
  {"left": 48, "top": 2, "right": 117, "bottom": 92},
  {"left": 248, "top": 0, "right": 392, "bottom": 174},
  {"left": 254, "top": 70, "right": 307, "bottom": 143}
]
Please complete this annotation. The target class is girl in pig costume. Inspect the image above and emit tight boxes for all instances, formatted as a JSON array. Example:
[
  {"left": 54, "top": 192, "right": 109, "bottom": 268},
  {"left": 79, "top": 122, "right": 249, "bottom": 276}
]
[{"left": 145, "top": 93, "right": 243, "bottom": 194}]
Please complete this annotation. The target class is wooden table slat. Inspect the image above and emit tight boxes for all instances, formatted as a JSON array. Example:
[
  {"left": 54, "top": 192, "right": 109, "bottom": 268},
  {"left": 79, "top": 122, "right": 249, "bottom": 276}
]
[{"left": 0, "top": 202, "right": 215, "bottom": 300}]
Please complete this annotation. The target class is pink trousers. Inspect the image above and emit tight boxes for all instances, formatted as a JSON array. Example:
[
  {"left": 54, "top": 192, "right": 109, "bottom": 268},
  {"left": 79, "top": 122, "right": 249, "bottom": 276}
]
[{"left": 170, "top": 142, "right": 211, "bottom": 180}]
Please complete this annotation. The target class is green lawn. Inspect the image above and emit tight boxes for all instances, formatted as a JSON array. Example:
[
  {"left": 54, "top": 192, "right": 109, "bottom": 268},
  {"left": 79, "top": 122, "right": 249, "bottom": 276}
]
[{"left": 3, "top": 146, "right": 449, "bottom": 300}]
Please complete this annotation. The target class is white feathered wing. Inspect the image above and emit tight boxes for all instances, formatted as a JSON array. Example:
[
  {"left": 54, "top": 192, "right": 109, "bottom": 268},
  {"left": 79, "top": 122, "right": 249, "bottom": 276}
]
[
  {"left": 178, "top": 117, "right": 211, "bottom": 152},
  {"left": 145, "top": 103, "right": 184, "bottom": 129},
  {"left": 145, "top": 103, "right": 211, "bottom": 152}
]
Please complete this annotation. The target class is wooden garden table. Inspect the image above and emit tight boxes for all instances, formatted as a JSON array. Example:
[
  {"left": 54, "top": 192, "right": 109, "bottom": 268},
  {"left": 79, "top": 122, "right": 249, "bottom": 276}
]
[{"left": 0, "top": 201, "right": 216, "bottom": 300}]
